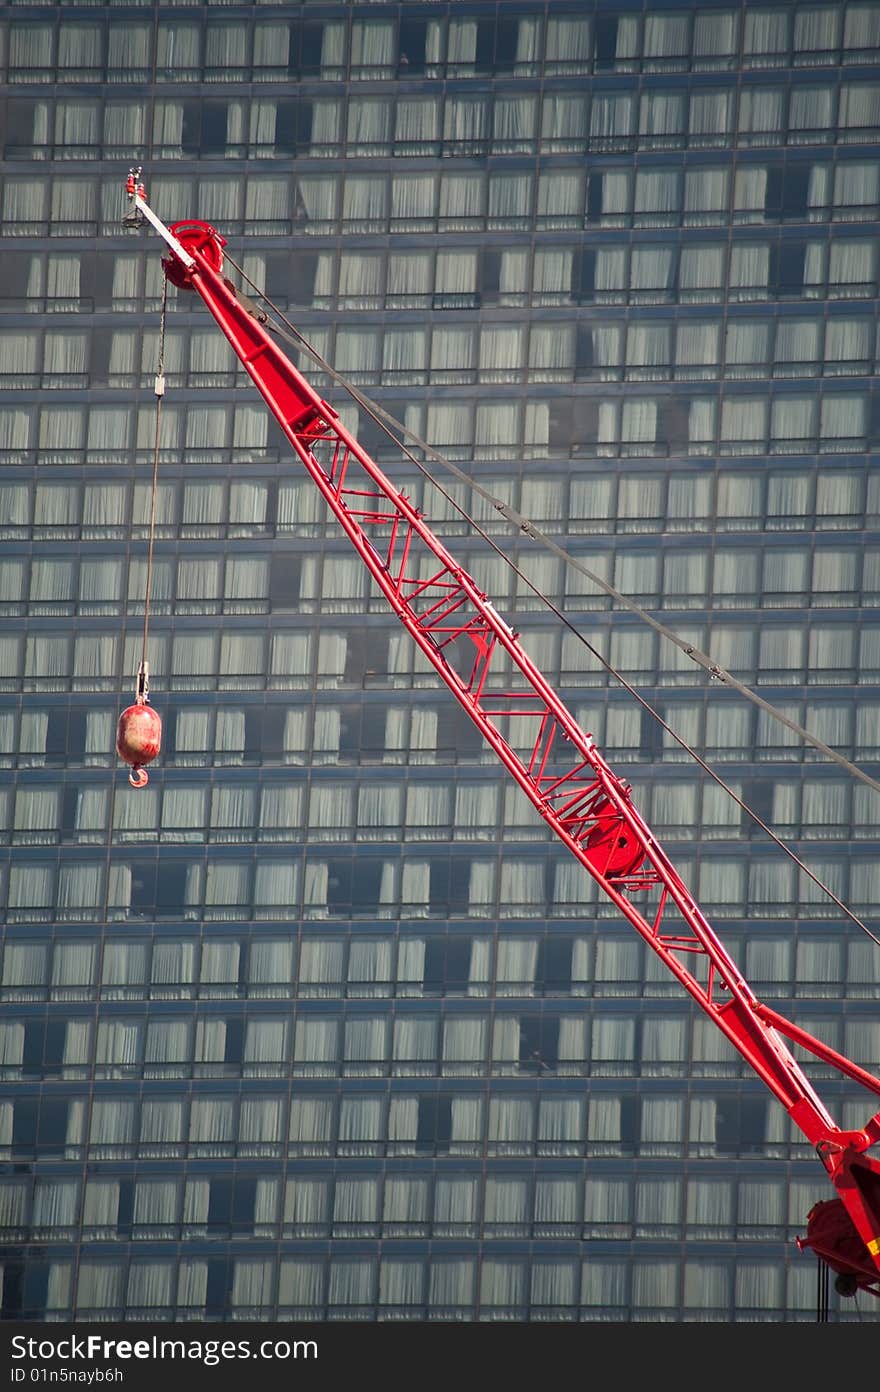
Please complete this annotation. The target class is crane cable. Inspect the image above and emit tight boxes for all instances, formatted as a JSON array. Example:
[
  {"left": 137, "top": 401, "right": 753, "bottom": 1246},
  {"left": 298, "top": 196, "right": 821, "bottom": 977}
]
[
  {"left": 222, "top": 252, "right": 880, "bottom": 949},
  {"left": 140, "top": 275, "right": 167, "bottom": 688}
]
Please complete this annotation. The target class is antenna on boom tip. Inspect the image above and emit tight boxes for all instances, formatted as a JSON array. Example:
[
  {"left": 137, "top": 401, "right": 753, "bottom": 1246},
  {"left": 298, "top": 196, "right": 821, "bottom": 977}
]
[{"left": 123, "top": 166, "right": 147, "bottom": 229}]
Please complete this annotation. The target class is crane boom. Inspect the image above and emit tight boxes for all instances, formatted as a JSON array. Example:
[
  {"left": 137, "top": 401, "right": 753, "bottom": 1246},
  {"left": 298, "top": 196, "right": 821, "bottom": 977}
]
[{"left": 128, "top": 183, "right": 880, "bottom": 1295}]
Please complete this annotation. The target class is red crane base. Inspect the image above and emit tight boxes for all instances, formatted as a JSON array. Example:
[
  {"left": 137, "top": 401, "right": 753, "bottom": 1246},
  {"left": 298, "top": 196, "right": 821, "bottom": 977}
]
[{"left": 798, "top": 1199, "right": 880, "bottom": 1298}]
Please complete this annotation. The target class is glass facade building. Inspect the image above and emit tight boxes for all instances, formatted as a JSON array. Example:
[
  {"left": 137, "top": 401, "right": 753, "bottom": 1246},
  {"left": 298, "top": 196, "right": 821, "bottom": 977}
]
[{"left": 1, "top": 0, "right": 880, "bottom": 1323}]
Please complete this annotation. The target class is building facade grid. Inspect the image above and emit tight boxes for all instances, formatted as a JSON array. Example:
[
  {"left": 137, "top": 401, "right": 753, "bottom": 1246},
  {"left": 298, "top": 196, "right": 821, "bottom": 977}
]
[{"left": 1, "top": 1, "right": 880, "bottom": 1323}]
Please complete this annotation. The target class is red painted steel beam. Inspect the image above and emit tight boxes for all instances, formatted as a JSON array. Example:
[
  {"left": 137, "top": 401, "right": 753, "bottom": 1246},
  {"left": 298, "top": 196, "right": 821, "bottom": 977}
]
[{"left": 140, "top": 200, "right": 880, "bottom": 1288}]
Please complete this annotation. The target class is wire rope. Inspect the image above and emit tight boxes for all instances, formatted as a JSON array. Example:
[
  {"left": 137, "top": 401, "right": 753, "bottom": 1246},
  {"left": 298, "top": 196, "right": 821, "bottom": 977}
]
[{"left": 140, "top": 274, "right": 168, "bottom": 683}]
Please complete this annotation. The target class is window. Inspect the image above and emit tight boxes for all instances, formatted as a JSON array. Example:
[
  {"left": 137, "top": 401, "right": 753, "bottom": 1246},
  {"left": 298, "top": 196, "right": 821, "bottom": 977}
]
[
  {"left": 795, "top": 7, "right": 842, "bottom": 65},
  {"left": 743, "top": 9, "right": 791, "bottom": 67},
  {"left": 715, "top": 1097, "right": 768, "bottom": 1154},
  {"left": 415, "top": 1096, "right": 451, "bottom": 1154},
  {"left": 518, "top": 1017, "right": 560, "bottom": 1072},
  {"left": 693, "top": 11, "right": 740, "bottom": 69}
]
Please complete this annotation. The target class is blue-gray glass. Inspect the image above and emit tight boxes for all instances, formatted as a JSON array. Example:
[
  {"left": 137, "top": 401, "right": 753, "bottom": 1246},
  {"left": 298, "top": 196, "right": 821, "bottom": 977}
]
[{"left": 0, "top": 1, "right": 879, "bottom": 1323}]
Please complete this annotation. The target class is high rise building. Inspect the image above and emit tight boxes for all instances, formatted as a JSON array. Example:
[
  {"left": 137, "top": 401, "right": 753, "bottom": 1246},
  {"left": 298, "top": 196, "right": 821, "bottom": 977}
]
[{"left": 1, "top": 1, "right": 880, "bottom": 1323}]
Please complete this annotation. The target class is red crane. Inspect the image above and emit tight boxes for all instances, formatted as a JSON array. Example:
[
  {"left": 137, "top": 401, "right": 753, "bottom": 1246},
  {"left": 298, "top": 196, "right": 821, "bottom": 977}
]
[{"left": 125, "top": 177, "right": 880, "bottom": 1300}]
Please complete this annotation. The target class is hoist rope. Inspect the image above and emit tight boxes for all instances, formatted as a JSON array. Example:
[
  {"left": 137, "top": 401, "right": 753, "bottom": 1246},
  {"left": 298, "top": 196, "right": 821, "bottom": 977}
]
[
  {"left": 140, "top": 275, "right": 167, "bottom": 679},
  {"left": 222, "top": 252, "right": 880, "bottom": 949}
]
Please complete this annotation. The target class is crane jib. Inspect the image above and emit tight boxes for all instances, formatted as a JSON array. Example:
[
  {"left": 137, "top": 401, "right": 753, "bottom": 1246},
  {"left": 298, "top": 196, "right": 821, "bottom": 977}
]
[{"left": 126, "top": 182, "right": 880, "bottom": 1297}]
